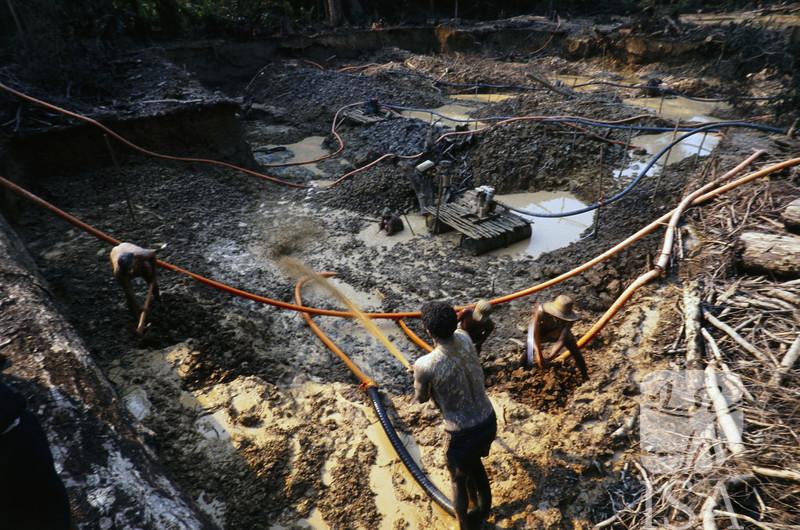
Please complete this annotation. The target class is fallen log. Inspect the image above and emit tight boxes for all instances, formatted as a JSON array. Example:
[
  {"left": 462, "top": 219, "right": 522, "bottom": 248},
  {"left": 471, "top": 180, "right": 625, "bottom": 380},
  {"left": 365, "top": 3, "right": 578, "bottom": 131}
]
[
  {"left": 738, "top": 231, "right": 800, "bottom": 277},
  {"left": 782, "top": 197, "right": 800, "bottom": 234}
]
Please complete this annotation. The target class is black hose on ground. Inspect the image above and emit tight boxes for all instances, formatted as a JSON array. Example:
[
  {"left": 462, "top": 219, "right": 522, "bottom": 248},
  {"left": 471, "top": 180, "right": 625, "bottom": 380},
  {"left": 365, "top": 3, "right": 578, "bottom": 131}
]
[{"left": 366, "top": 386, "right": 455, "bottom": 516}]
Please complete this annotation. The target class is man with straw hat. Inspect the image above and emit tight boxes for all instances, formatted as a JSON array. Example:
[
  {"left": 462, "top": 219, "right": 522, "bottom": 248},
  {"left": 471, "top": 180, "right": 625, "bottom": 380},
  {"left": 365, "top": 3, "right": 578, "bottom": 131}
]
[
  {"left": 522, "top": 294, "right": 589, "bottom": 380},
  {"left": 457, "top": 299, "right": 495, "bottom": 354}
]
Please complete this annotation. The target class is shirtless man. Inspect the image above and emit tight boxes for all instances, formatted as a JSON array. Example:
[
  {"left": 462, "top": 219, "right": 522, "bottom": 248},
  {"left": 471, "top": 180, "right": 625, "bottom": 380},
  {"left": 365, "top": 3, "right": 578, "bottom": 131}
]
[
  {"left": 378, "top": 207, "right": 404, "bottom": 236},
  {"left": 414, "top": 302, "right": 496, "bottom": 529},
  {"left": 457, "top": 299, "right": 495, "bottom": 354},
  {"left": 522, "top": 294, "right": 589, "bottom": 380},
  {"left": 109, "top": 242, "right": 159, "bottom": 333}
]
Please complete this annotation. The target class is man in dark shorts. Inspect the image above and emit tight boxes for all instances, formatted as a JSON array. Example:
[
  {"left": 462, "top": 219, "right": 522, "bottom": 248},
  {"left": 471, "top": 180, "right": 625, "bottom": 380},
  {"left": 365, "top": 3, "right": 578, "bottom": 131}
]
[
  {"left": 0, "top": 381, "right": 72, "bottom": 530},
  {"left": 522, "top": 294, "right": 589, "bottom": 380},
  {"left": 457, "top": 299, "right": 495, "bottom": 355},
  {"left": 414, "top": 301, "right": 496, "bottom": 529}
]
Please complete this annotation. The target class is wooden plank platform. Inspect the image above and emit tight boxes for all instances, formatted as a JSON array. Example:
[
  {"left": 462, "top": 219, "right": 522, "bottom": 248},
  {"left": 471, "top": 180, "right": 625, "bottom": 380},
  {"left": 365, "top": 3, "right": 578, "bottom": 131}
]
[{"left": 425, "top": 190, "right": 532, "bottom": 255}]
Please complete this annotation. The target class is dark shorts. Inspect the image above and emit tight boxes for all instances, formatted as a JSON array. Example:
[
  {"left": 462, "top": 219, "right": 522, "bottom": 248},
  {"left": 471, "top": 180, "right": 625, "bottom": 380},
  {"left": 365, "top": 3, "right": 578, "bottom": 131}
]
[
  {"left": 446, "top": 412, "right": 497, "bottom": 471},
  {"left": 0, "top": 411, "right": 72, "bottom": 530}
]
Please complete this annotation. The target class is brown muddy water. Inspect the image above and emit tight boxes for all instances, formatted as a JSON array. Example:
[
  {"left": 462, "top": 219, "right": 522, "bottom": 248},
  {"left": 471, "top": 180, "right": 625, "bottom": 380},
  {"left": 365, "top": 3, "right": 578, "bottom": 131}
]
[{"left": 491, "top": 192, "right": 595, "bottom": 258}]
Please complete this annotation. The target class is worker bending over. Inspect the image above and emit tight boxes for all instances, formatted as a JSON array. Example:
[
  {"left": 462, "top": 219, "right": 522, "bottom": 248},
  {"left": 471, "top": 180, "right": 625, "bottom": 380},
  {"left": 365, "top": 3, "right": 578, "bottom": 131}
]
[
  {"left": 414, "top": 302, "right": 496, "bottom": 530},
  {"left": 109, "top": 242, "right": 159, "bottom": 334},
  {"left": 523, "top": 294, "right": 589, "bottom": 380},
  {"left": 457, "top": 299, "right": 495, "bottom": 354},
  {"left": 378, "top": 207, "right": 404, "bottom": 236}
]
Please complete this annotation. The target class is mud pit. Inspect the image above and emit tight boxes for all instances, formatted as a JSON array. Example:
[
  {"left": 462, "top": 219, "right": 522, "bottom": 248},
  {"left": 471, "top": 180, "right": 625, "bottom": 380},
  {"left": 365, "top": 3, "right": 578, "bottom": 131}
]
[{"left": 1, "top": 12, "right": 798, "bottom": 530}]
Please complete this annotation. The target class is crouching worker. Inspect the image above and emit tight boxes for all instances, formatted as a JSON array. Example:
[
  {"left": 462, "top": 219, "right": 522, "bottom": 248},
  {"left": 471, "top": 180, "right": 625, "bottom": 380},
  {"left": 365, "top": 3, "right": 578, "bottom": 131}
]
[
  {"left": 378, "top": 207, "right": 404, "bottom": 236},
  {"left": 414, "top": 302, "right": 496, "bottom": 529},
  {"left": 0, "top": 381, "right": 72, "bottom": 530},
  {"left": 110, "top": 242, "right": 160, "bottom": 334},
  {"left": 457, "top": 299, "right": 495, "bottom": 355},
  {"left": 523, "top": 294, "right": 589, "bottom": 380}
]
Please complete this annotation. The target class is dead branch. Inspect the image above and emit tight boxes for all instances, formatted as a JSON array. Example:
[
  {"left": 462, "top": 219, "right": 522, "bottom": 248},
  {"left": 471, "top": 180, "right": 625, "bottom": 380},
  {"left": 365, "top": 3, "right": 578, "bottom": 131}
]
[
  {"left": 701, "top": 327, "right": 755, "bottom": 402},
  {"left": 769, "top": 336, "right": 800, "bottom": 386},
  {"left": 751, "top": 465, "right": 800, "bottom": 482},
  {"left": 705, "top": 363, "right": 745, "bottom": 456},
  {"left": 685, "top": 281, "right": 704, "bottom": 369},
  {"left": 703, "top": 310, "right": 774, "bottom": 365}
]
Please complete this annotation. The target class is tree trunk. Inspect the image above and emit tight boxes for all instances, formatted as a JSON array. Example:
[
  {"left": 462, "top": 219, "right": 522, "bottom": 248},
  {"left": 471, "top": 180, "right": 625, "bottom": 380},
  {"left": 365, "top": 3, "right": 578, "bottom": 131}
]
[
  {"left": 154, "top": 0, "right": 181, "bottom": 34},
  {"left": 739, "top": 231, "right": 800, "bottom": 276},
  {"left": 325, "top": 0, "right": 342, "bottom": 25},
  {"left": 782, "top": 198, "right": 800, "bottom": 234}
]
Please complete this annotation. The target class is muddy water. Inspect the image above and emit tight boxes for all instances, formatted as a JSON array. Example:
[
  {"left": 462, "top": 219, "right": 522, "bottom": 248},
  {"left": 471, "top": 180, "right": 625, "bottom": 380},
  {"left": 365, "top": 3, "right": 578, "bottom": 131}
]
[
  {"left": 552, "top": 74, "right": 641, "bottom": 90},
  {"left": 401, "top": 103, "right": 482, "bottom": 128},
  {"left": 450, "top": 93, "right": 516, "bottom": 103},
  {"left": 254, "top": 136, "right": 331, "bottom": 176},
  {"left": 623, "top": 97, "right": 730, "bottom": 122},
  {"left": 365, "top": 421, "right": 451, "bottom": 530},
  {"left": 356, "top": 214, "right": 429, "bottom": 248},
  {"left": 614, "top": 131, "right": 720, "bottom": 182},
  {"left": 490, "top": 192, "right": 595, "bottom": 258}
]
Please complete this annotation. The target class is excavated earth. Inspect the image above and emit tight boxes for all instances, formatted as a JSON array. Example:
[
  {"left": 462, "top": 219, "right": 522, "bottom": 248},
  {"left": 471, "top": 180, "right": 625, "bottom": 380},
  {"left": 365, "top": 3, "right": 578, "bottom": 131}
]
[{"left": 1, "top": 10, "right": 798, "bottom": 530}]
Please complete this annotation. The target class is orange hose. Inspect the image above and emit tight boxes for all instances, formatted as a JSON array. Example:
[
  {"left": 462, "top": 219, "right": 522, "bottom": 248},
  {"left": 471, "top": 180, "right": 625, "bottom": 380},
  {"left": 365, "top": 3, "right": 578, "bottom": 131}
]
[
  {"left": 553, "top": 153, "right": 800, "bottom": 361},
  {"left": 294, "top": 273, "right": 376, "bottom": 387},
  {"left": 2, "top": 156, "right": 794, "bottom": 324},
  {"left": 487, "top": 151, "right": 775, "bottom": 307},
  {"left": 259, "top": 102, "right": 361, "bottom": 168},
  {"left": 0, "top": 82, "right": 309, "bottom": 189},
  {"left": 398, "top": 320, "right": 433, "bottom": 352},
  {"left": 0, "top": 175, "right": 415, "bottom": 319}
]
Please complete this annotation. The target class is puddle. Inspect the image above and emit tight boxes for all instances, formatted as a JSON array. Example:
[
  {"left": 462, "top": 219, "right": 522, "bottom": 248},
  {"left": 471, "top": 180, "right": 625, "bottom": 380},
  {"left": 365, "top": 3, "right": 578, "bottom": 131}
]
[
  {"left": 553, "top": 74, "right": 642, "bottom": 90},
  {"left": 450, "top": 93, "right": 516, "bottom": 103},
  {"left": 630, "top": 131, "right": 720, "bottom": 165},
  {"left": 364, "top": 421, "right": 450, "bottom": 529},
  {"left": 613, "top": 131, "right": 720, "bottom": 182},
  {"left": 623, "top": 97, "right": 730, "bottom": 123},
  {"left": 253, "top": 136, "right": 331, "bottom": 176},
  {"left": 401, "top": 103, "right": 483, "bottom": 128},
  {"left": 490, "top": 192, "right": 595, "bottom": 258},
  {"left": 356, "top": 214, "right": 429, "bottom": 248}
]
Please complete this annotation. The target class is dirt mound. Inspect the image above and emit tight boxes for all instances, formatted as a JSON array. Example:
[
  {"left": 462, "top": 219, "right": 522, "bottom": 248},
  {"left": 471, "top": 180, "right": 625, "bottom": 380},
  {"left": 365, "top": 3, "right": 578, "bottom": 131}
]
[{"left": 252, "top": 63, "right": 446, "bottom": 129}]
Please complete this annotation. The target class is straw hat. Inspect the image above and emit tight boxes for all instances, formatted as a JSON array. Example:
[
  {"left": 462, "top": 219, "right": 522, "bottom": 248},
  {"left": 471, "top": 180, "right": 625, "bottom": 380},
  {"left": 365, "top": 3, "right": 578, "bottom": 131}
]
[
  {"left": 542, "top": 295, "right": 580, "bottom": 322},
  {"left": 473, "top": 299, "right": 493, "bottom": 321}
]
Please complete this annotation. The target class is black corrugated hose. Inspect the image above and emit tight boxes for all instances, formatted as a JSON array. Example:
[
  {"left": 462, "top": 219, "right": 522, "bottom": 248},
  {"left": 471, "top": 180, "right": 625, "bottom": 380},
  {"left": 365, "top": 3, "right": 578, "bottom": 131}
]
[{"left": 366, "top": 386, "right": 456, "bottom": 515}]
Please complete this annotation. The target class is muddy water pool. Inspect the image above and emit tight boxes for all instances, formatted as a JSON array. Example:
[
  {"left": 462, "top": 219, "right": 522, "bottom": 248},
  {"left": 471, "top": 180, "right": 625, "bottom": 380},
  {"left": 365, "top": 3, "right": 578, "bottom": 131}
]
[
  {"left": 614, "top": 131, "right": 721, "bottom": 182},
  {"left": 623, "top": 96, "right": 730, "bottom": 122},
  {"left": 490, "top": 191, "right": 595, "bottom": 258},
  {"left": 252, "top": 136, "right": 331, "bottom": 176}
]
